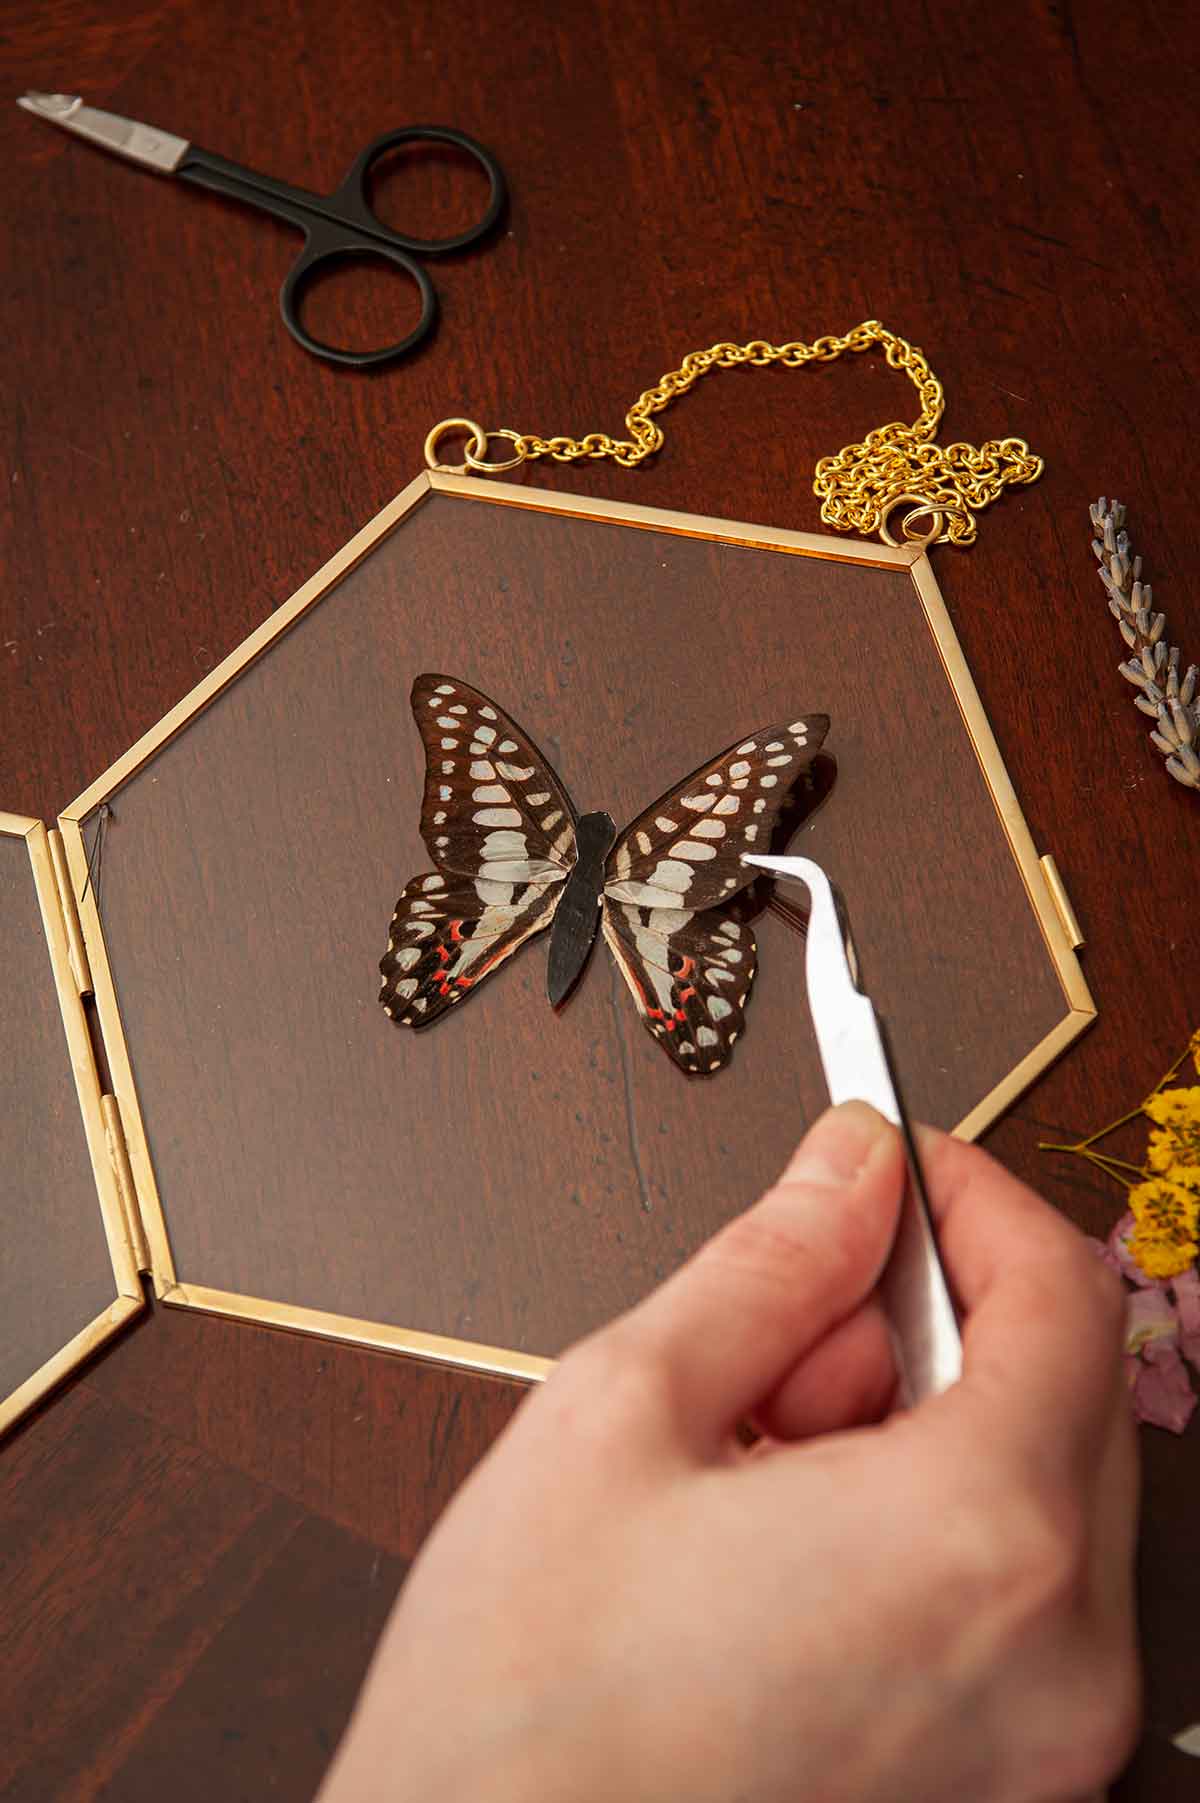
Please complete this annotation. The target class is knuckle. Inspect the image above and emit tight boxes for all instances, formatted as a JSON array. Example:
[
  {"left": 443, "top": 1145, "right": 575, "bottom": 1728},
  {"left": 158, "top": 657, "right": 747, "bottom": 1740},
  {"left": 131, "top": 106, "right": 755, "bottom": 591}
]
[{"left": 554, "top": 1321, "right": 670, "bottom": 1435}]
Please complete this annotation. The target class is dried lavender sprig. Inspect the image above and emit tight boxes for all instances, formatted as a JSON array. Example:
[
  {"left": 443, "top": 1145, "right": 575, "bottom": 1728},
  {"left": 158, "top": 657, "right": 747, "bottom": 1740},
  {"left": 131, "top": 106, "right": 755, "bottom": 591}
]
[{"left": 1090, "top": 499, "right": 1200, "bottom": 791}]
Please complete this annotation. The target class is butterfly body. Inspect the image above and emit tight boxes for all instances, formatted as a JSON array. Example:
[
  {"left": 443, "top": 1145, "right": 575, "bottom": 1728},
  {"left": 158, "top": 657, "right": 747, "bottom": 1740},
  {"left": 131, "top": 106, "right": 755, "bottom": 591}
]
[
  {"left": 546, "top": 810, "right": 616, "bottom": 1007},
  {"left": 380, "top": 675, "right": 830, "bottom": 1074}
]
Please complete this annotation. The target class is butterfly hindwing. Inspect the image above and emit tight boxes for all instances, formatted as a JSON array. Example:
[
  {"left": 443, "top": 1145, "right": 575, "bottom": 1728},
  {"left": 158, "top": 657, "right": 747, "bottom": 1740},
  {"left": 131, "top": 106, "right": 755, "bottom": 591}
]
[
  {"left": 381, "top": 872, "right": 561, "bottom": 1026},
  {"left": 602, "top": 900, "right": 756, "bottom": 1074},
  {"left": 412, "top": 674, "right": 578, "bottom": 886},
  {"left": 604, "top": 713, "right": 829, "bottom": 913}
]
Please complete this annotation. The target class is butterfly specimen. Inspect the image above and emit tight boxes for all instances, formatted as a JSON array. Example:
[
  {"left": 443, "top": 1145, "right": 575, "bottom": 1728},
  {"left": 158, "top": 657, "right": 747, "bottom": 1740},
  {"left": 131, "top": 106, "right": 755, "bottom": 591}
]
[{"left": 379, "top": 675, "right": 830, "bottom": 1074}]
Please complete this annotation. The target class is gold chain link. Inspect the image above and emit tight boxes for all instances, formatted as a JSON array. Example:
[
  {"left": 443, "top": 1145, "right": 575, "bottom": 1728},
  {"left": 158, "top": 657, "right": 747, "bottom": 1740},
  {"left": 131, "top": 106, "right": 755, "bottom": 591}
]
[{"left": 428, "top": 321, "right": 1043, "bottom": 547}]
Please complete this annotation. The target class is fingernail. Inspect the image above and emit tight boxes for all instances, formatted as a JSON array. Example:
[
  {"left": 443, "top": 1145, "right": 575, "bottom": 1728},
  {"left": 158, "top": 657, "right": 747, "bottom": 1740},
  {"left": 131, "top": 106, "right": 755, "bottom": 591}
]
[{"left": 785, "top": 1101, "right": 890, "bottom": 1186}]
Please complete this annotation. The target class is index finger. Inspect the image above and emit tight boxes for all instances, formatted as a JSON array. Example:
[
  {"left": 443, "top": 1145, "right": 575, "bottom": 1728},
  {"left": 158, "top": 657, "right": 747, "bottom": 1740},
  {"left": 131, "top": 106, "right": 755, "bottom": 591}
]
[{"left": 911, "top": 1125, "right": 1127, "bottom": 1476}]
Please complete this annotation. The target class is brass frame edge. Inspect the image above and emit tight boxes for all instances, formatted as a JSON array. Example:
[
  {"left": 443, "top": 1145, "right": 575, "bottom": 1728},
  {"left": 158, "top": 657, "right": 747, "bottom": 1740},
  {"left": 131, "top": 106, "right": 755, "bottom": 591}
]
[
  {"left": 0, "top": 1295, "right": 144, "bottom": 1439},
  {"left": 161, "top": 1282, "right": 553, "bottom": 1384},
  {"left": 19, "top": 819, "right": 143, "bottom": 1302},
  {"left": 57, "top": 819, "right": 177, "bottom": 1298},
  {"left": 60, "top": 470, "right": 436, "bottom": 821},
  {"left": 1038, "top": 853, "right": 1085, "bottom": 951},
  {"left": 426, "top": 470, "right": 920, "bottom": 567},
  {"left": 907, "top": 552, "right": 1095, "bottom": 1032},
  {"left": 47, "top": 828, "right": 93, "bottom": 993},
  {"left": 100, "top": 1092, "right": 151, "bottom": 1272}
]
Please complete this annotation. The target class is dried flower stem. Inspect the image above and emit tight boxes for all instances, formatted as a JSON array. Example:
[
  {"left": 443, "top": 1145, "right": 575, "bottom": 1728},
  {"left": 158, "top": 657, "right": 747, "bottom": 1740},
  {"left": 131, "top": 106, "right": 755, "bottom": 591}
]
[
  {"left": 1040, "top": 1038, "right": 1200, "bottom": 1186},
  {"left": 1090, "top": 499, "right": 1200, "bottom": 790}
]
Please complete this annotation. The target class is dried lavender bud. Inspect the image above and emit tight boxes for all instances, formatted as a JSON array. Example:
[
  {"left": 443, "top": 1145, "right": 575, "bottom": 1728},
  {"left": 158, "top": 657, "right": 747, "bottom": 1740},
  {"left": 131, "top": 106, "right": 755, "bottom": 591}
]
[
  {"left": 1151, "top": 730, "right": 1177, "bottom": 756},
  {"left": 1171, "top": 701, "right": 1195, "bottom": 747},
  {"left": 1167, "top": 757, "right": 1200, "bottom": 789},
  {"left": 1119, "top": 661, "right": 1149, "bottom": 687},
  {"left": 1135, "top": 693, "right": 1161, "bottom": 717},
  {"left": 1119, "top": 620, "right": 1138, "bottom": 648},
  {"left": 1157, "top": 706, "right": 1181, "bottom": 748},
  {"left": 1181, "top": 667, "right": 1198, "bottom": 708}
]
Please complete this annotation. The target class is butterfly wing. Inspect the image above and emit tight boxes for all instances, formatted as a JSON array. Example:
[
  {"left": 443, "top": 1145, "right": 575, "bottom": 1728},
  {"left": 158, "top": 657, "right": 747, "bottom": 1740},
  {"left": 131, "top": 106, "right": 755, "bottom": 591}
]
[
  {"left": 412, "top": 674, "right": 578, "bottom": 885},
  {"left": 602, "top": 712, "right": 829, "bottom": 1072},
  {"left": 381, "top": 872, "right": 561, "bottom": 1025},
  {"left": 381, "top": 676, "right": 578, "bottom": 1026},
  {"left": 604, "top": 714, "right": 829, "bottom": 912},
  {"left": 602, "top": 901, "right": 756, "bottom": 1074}
]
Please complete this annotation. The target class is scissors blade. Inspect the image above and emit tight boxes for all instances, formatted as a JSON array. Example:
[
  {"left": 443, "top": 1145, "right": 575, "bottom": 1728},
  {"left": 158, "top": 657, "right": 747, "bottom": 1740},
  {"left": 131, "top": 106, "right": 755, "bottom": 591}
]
[
  {"left": 18, "top": 92, "right": 189, "bottom": 172},
  {"left": 743, "top": 851, "right": 962, "bottom": 1401}
]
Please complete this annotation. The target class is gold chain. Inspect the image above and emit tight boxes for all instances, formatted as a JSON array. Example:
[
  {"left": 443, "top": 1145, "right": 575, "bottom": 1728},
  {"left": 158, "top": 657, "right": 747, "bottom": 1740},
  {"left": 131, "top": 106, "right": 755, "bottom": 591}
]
[{"left": 424, "top": 321, "right": 1043, "bottom": 547}]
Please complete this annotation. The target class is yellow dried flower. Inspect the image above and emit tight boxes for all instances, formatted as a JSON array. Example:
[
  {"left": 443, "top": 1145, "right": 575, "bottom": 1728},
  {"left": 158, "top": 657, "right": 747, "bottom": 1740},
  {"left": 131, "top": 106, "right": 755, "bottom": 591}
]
[
  {"left": 1128, "top": 1176, "right": 1200, "bottom": 1279},
  {"left": 1144, "top": 1087, "right": 1200, "bottom": 1131}
]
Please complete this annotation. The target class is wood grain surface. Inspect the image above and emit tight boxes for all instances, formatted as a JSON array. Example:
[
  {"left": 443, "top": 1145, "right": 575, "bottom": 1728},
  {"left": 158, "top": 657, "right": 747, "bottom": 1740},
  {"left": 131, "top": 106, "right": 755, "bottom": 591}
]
[{"left": 2, "top": 0, "right": 1198, "bottom": 1795}]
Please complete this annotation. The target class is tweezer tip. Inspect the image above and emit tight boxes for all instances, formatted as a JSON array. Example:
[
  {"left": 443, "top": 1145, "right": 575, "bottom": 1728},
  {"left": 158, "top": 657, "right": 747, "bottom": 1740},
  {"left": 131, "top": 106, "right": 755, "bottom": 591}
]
[{"left": 18, "top": 92, "right": 81, "bottom": 117}]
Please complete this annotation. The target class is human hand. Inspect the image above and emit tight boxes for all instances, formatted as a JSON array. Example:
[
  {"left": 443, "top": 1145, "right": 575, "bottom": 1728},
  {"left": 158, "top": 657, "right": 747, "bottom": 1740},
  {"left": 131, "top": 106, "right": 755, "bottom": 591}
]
[{"left": 320, "top": 1103, "right": 1139, "bottom": 1803}]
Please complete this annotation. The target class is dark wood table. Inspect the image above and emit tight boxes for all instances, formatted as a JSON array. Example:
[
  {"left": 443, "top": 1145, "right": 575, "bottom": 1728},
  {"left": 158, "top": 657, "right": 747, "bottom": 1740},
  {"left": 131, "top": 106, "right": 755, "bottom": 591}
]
[{"left": 3, "top": 2, "right": 1198, "bottom": 1796}]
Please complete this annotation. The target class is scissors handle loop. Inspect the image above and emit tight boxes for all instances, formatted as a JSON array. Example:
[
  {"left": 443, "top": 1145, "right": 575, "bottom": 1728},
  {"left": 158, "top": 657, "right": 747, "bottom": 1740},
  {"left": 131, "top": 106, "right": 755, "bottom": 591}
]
[{"left": 332, "top": 125, "right": 507, "bottom": 256}]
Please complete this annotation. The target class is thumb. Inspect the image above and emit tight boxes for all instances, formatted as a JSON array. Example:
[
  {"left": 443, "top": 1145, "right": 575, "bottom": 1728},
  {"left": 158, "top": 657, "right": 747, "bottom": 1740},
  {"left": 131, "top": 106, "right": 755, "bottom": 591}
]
[{"left": 618, "top": 1102, "right": 904, "bottom": 1453}]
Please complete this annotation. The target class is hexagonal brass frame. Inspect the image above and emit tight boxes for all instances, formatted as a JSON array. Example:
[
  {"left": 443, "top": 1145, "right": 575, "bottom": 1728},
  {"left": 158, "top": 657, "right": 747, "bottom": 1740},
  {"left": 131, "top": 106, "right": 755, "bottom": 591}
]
[{"left": 44, "top": 472, "right": 1094, "bottom": 1388}]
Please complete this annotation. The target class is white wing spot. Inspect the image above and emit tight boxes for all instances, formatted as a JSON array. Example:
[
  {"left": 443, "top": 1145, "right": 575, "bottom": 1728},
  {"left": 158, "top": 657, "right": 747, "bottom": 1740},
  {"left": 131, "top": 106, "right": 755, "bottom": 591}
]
[
  {"left": 767, "top": 755, "right": 791, "bottom": 768},
  {"left": 382, "top": 1003, "right": 394, "bottom": 1017},
  {"left": 413, "top": 996, "right": 428, "bottom": 1014},
  {"left": 736, "top": 740, "right": 756, "bottom": 755},
  {"left": 720, "top": 947, "right": 743, "bottom": 964},
  {"left": 722, "top": 877, "right": 737, "bottom": 890},
  {"left": 469, "top": 760, "right": 495, "bottom": 780},
  {"left": 480, "top": 706, "right": 497, "bottom": 720},
  {"left": 434, "top": 683, "right": 455, "bottom": 695},
  {"left": 745, "top": 824, "right": 758, "bottom": 841},
  {"left": 649, "top": 860, "right": 693, "bottom": 893},
  {"left": 696, "top": 1025, "right": 719, "bottom": 1048},
  {"left": 753, "top": 798, "right": 767, "bottom": 813},
  {"left": 678, "top": 1040, "right": 696, "bottom": 1056},
  {"left": 435, "top": 835, "right": 449, "bottom": 848},
  {"left": 475, "top": 725, "right": 496, "bottom": 745},
  {"left": 766, "top": 741, "right": 784, "bottom": 753},
  {"left": 440, "top": 737, "right": 458, "bottom": 750},
  {"left": 636, "top": 831, "right": 652, "bottom": 854},
  {"left": 469, "top": 742, "right": 488, "bottom": 755},
  {"left": 713, "top": 795, "right": 739, "bottom": 816},
  {"left": 422, "top": 878, "right": 445, "bottom": 893},
  {"left": 692, "top": 818, "right": 725, "bottom": 839},
  {"left": 475, "top": 808, "right": 523, "bottom": 827},
  {"left": 409, "top": 922, "right": 434, "bottom": 941},
  {"left": 615, "top": 843, "right": 632, "bottom": 879},
  {"left": 730, "top": 759, "right": 751, "bottom": 778},
  {"left": 473, "top": 784, "right": 510, "bottom": 802},
  {"left": 682, "top": 792, "right": 715, "bottom": 812},
  {"left": 760, "top": 774, "right": 778, "bottom": 789},
  {"left": 718, "top": 922, "right": 739, "bottom": 940},
  {"left": 433, "top": 810, "right": 447, "bottom": 825},
  {"left": 542, "top": 810, "right": 563, "bottom": 829},
  {"left": 672, "top": 839, "right": 717, "bottom": 861},
  {"left": 497, "top": 761, "right": 534, "bottom": 781},
  {"left": 439, "top": 784, "right": 452, "bottom": 800},
  {"left": 655, "top": 817, "right": 678, "bottom": 833},
  {"left": 436, "top": 716, "right": 459, "bottom": 729},
  {"left": 449, "top": 704, "right": 468, "bottom": 715},
  {"left": 732, "top": 779, "right": 748, "bottom": 790},
  {"left": 393, "top": 946, "right": 421, "bottom": 972},
  {"left": 482, "top": 829, "right": 528, "bottom": 856},
  {"left": 528, "top": 791, "right": 550, "bottom": 807},
  {"left": 787, "top": 720, "right": 807, "bottom": 733},
  {"left": 497, "top": 738, "right": 518, "bottom": 753},
  {"left": 705, "top": 773, "right": 723, "bottom": 787},
  {"left": 409, "top": 900, "right": 433, "bottom": 915},
  {"left": 709, "top": 997, "right": 733, "bottom": 1021}
]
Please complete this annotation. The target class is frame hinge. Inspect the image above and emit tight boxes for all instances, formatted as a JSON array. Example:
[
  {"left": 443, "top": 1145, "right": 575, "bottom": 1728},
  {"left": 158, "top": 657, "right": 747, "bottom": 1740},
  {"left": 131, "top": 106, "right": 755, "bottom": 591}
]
[
  {"left": 47, "top": 826, "right": 94, "bottom": 995},
  {"left": 100, "top": 1092, "right": 151, "bottom": 1275},
  {"left": 1039, "top": 853, "right": 1084, "bottom": 951}
]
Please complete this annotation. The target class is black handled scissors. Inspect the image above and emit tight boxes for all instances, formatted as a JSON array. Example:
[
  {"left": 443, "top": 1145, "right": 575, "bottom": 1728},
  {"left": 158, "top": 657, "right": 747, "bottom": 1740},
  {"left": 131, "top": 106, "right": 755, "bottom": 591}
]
[{"left": 19, "top": 92, "right": 507, "bottom": 369}]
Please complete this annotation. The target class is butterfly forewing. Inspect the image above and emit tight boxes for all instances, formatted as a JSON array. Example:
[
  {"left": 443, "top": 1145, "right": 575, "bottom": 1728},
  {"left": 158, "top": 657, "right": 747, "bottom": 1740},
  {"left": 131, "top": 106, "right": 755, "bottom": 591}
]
[
  {"left": 603, "top": 901, "right": 757, "bottom": 1074},
  {"left": 604, "top": 713, "right": 829, "bottom": 912},
  {"left": 381, "top": 872, "right": 561, "bottom": 1025},
  {"left": 412, "top": 674, "right": 578, "bottom": 886}
]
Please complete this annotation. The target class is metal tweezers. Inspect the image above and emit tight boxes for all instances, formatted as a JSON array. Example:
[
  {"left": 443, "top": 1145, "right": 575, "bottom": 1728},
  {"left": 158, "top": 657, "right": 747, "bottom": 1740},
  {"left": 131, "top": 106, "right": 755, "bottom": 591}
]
[{"left": 744, "top": 853, "right": 962, "bottom": 1404}]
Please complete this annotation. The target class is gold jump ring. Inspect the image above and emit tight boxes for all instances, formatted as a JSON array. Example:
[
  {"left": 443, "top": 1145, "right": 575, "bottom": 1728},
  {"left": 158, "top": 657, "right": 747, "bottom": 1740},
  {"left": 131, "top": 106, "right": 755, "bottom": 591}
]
[
  {"left": 424, "top": 417, "right": 488, "bottom": 475},
  {"left": 879, "top": 494, "right": 947, "bottom": 550},
  {"left": 465, "top": 428, "right": 527, "bottom": 475}
]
